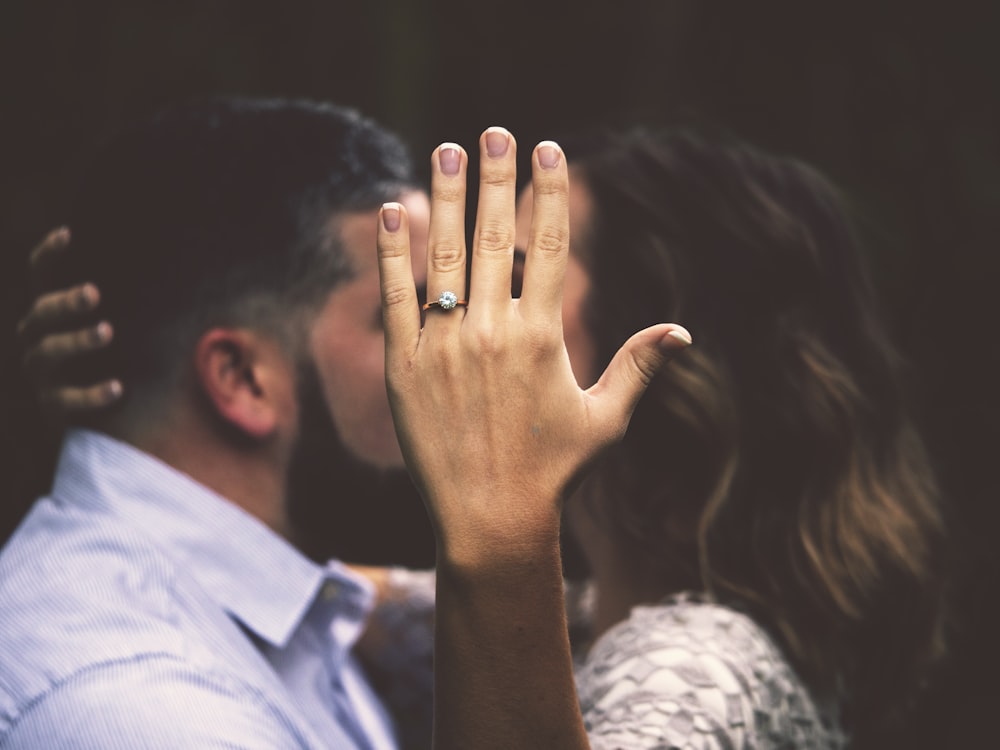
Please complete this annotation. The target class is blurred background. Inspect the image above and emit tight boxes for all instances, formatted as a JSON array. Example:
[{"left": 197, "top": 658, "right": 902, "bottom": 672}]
[{"left": 1, "top": 1, "right": 997, "bottom": 745}]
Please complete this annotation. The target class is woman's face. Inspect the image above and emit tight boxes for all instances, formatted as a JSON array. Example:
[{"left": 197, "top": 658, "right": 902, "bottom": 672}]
[{"left": 514, "top": 172, "right": 599, "bottom": 388}]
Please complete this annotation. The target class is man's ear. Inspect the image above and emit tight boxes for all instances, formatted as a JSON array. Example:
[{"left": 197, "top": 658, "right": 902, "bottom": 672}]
[{"left": 193, "top": 328, "right": 295, "bottom": 440}]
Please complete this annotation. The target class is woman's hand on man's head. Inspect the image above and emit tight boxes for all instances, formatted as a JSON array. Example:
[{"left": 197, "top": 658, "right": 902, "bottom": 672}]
[{"left": 17, "top": 227, "right": 122, "bottom": 415}]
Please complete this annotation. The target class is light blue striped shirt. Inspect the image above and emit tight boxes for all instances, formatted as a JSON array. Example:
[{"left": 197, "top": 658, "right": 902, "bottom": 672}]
[{"left": 0, "top": 429, "right": 398, "bottom": 749}]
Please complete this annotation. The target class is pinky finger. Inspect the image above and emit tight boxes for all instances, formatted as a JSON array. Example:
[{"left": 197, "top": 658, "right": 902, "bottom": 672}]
[{"left": 38, "top": 380, "right": 124, "bottom": 414}]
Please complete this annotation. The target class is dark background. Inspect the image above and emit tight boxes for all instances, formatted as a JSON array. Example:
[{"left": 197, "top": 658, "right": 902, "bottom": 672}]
[{"left": 1, "top": 1, "right": 998, "bottom": 746}]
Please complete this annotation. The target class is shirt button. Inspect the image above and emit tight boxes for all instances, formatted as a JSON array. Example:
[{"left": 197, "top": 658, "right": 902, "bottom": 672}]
[{"left": 322, "top": 582, "right": 338, "bottom": 601}]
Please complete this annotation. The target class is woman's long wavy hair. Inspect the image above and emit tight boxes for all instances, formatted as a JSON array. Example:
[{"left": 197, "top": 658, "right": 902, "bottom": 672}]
[{"left": 570, "top": 129, "right": 948, "bottom": 736}]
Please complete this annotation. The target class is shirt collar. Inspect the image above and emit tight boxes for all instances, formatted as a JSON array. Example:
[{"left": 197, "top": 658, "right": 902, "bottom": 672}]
[
  {"left": 312, "top": 558, "right": 377, "bottom": 668},
  {"left": 50, "top": 429, "right": 353, "bottom": 649}
]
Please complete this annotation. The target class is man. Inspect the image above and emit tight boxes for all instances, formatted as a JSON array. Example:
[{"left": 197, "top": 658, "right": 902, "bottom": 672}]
[{"left": 0, "top": 98, "right": 430, "bottom": 748}]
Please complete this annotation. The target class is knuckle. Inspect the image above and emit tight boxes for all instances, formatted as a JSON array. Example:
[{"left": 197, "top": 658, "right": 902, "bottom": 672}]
[
  {"left": 627, "top": 347, "right": 659, "bottom": 387},
  {"left": 428, "top": 243, "right": 466, "bottom": 273},
  {"left": 377, "top": 237, "right": 408, "bottom": 259},
  {"left": 40, "top": 334, "right": 66, "bottom": 358},
  {"left": 523, "top": 324, "right": 561, "bottom": 361},
  {"left": 531, "top": 178, "right": 568, "bottom": 197},
  {"left": 480, "top": 162, "right": 516, "bottom": 188},
  {"left": 466, "top": 323, "right": 505, "bottom": 359},
  {"left": 52, "top": 291, "right": 76, "bottom": 316},
  {"left": 476, "top": 223, "right": 514, "bottom": 254},
  {"left": 531, "top": 226, "right": 566, "bottom": 256},
  {"left": 381, "top": 283, "right": 412, "bottom": 309},
  {"left": 432, "top": 182, "right": 465, "bottom": 204}
]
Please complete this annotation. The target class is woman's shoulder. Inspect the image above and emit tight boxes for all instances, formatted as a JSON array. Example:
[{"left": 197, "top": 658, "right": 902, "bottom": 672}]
[{"left": 576, "top": 592, "right": 847, "bottom": 750}]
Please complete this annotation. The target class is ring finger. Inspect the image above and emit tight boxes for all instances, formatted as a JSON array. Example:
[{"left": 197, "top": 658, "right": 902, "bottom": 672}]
[{"left": 423, "top": 142, "right": 469, "bottom": 327}]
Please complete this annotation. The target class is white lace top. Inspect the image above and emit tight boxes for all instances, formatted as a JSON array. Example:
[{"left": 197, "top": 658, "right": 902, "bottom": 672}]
[
  {"left": 366, "top": 572, "right": 847, "bottom": 750},
  {"left": 576, "top": 593, "right": 847, "bottom": 750}
]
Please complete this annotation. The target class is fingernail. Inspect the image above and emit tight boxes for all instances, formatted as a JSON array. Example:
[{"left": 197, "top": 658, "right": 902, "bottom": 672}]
[
  {"left": 79, "top": 284, "right": 99, "bottom": 309},
  {"left": 537, "top": 141, "right": 561, "bottom": 169},
  {"left": 107, "top": 380, "right": 123, "bottom": 400},
  {"left": 53, "top": 227, "right": 70, "bottom": 242},
  {"left": 382, "top": 203, "right": 401, "bottom": 232},
  {"left": 95, "top": 321, "right": 113, "bottom": 343},
  {"left": 439, "top": 144, "right": 461, "bottom": 175},
  {"left": 666, "top": 326, "right": 693, "bottom": 346},
  {"left": 485, "top": 128, "right": 509, "bottom": 158}
]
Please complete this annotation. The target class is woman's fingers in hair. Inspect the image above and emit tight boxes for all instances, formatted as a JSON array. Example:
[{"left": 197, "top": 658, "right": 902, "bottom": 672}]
[
  {"left": 38, "top": 381, "right": 124, "bottom": 415},
  {"left": 28, "top": 227, "right": 71, "bottom": 290},
  {"left": 22, "top": 323, "right": 114, "bottom": 379},
  {"left": 16, "top": 284, "right": 101, "bottom": 342}
]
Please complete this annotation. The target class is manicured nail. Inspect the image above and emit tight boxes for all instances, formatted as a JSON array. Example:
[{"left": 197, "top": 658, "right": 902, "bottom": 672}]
[
  {"left": 439, "top": 145, "right": 461, "bottom": 175},
  {"left": 537, "top": 141, "right": 561, "bottom": 169},
  {"left": 382, "top": 203, "right": 401, "bottom": 232},
  {"left": 666, "top": 326, "right": 693, "bottom": 346},
  {"left": 485, "top": 128, "right": 509, "bottom": 158}
]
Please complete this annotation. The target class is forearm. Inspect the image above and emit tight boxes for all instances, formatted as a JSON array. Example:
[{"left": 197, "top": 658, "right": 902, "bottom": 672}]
[
  {"left": 432, "top": 528, "right": 589, "bottom": 750},
  {"left": 375, "top": 130, "right": 685, "bottom": 750}
]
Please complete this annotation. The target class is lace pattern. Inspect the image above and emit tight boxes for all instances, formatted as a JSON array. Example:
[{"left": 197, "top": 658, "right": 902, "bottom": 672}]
[{"left": 576, "top": 593, "right": 847, "bottom": 750}]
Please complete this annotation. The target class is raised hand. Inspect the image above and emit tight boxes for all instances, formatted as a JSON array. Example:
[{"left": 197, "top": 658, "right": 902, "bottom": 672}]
[
  {"left": 375, "top": 128, "right": 691, "bottom": 749},
  {"left": 377, "top": 128, "right": 690, "bottom": 564}
]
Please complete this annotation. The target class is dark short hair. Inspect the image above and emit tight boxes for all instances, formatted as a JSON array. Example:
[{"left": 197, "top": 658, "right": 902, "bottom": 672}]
[{"left": 66, "top": 97, "right": 415, "bottom": 410}]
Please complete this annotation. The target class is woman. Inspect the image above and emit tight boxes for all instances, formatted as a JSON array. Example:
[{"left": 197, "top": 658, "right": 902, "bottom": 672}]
[
  {"left": 533, "top": 129, "right": 948, "bottom": 746},
  {"left": 17, "top": 127, "right": 947, "bottom": 749},
  {"left": 371, "top": 127, "right": 947, "bottom": 748}
]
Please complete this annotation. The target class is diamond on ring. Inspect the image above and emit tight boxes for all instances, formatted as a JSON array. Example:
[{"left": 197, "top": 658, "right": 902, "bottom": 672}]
[{"left": 422, "top": 290, "right": 467, "bottom": 312}]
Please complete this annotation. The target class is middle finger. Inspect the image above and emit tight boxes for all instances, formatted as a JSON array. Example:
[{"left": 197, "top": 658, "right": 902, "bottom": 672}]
[
  {"left": 16, "top": 284, "right": 100, "bottom": 341},
  {"left": 468, "top": 127, "right": 518, "bottom": 316}
]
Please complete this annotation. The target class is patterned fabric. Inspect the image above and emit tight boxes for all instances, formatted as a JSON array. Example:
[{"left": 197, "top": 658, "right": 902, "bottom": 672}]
[
  {"left": 359, "top": 568, "right": 436, "bottom": 750},
  {"left": 0, "top": 429, "right": 397, "bottom": 749},
  {"left": 576, "top": 593, "right": 847, "bottom": 750},
  {"left": 368, "top": 576, "right": 845, "bottom": 750}
]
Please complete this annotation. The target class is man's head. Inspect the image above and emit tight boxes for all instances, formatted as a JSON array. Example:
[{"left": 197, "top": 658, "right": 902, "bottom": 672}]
[{"left": 63, "top": 98, "right": 430, "bottom": 547}]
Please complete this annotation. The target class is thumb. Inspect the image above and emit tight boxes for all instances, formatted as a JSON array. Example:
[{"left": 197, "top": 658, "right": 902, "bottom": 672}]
[{"left": 586, "top": 323, "right": 692, "bottom": 440}]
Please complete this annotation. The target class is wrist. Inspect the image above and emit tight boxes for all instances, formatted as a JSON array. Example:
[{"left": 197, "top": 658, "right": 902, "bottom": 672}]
[{"left": 434, "top": 510, "right": 564, "bottom": 585}]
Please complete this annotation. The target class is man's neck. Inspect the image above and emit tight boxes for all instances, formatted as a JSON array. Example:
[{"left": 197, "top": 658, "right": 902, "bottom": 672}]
[{"left": 113, "top": 406, "right": 293, "bottom": 541}]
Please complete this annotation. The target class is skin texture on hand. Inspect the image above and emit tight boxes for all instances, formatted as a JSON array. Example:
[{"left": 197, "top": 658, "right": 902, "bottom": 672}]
[
  {"left": 17, "top": 228, "right": 122, "bottom": 414},
  {"left": 376, "top": 127, "right": 691, "bottom": 750}
]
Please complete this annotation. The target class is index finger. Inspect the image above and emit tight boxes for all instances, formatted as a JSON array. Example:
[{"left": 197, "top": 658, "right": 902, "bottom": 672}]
[
  {"left": 377, "top": 202, "right": 422, "bottom": 359},
  {"left": 28, "top": 227, "right": 71, "bottom": 290}
]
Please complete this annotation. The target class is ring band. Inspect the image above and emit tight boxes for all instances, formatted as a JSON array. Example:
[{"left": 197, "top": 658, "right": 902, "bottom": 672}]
[{"left": 422, "top": 290, "right": 467, "bottom": 312}]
